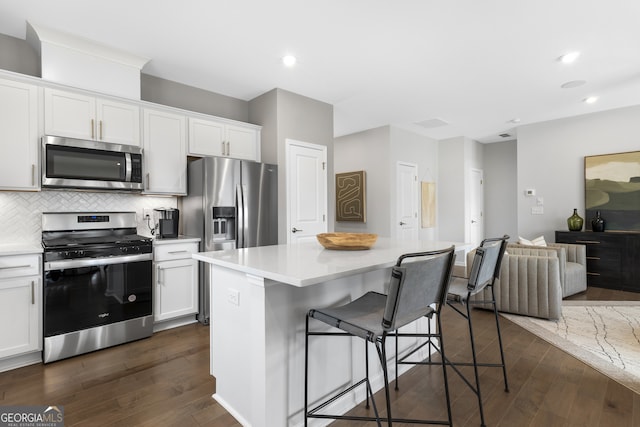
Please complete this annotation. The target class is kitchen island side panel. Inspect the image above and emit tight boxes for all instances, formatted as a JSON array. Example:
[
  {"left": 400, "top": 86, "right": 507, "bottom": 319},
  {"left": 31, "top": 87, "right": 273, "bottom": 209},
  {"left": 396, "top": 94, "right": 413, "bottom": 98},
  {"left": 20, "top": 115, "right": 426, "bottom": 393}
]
[{"left": 208, "top": 263, "right": 433, "bottom": 427}]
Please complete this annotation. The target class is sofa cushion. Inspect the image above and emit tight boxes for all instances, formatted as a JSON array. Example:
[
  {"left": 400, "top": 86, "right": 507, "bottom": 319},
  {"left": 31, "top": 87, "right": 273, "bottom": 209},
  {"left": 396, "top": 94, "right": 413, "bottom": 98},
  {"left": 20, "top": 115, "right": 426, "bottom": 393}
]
[{"left": 518, "top": 235, "right": 547, "bottom": 246}]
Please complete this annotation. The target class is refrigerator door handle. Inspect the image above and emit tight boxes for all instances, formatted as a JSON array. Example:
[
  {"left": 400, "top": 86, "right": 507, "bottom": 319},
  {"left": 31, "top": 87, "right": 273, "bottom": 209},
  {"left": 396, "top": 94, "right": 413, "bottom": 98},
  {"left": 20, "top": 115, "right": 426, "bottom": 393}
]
[{"left": 236, "top": 184, "right": 246, "bottom": 248}]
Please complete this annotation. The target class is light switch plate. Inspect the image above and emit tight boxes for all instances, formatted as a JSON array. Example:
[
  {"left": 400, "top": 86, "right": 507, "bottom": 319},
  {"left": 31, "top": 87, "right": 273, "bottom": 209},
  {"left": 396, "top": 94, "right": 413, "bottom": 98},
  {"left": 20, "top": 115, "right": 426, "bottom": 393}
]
[{"left": 531, "top": 206, "right": 544, "bottom": 215}]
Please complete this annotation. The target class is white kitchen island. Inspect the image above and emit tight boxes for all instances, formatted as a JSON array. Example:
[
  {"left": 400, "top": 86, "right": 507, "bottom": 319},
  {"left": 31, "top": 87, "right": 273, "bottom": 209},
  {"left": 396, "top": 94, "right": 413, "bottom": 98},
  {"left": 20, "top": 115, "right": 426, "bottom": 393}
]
[{"left": 193, "top": 238, "right": 465, "bottom": 427}]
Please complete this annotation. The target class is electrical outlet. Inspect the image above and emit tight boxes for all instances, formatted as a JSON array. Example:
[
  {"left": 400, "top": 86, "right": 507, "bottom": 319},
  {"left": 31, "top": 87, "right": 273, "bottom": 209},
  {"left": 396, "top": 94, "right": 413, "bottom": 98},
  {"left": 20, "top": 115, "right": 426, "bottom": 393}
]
[
  {"left": 531, "top": 206, "right": 544, "bottom": 215},
  {"left": 227, "top": 288, "right": 240, "bottom": 306},
  {"left": 143, "top": 208, "right": 153, "bottom": 219}
]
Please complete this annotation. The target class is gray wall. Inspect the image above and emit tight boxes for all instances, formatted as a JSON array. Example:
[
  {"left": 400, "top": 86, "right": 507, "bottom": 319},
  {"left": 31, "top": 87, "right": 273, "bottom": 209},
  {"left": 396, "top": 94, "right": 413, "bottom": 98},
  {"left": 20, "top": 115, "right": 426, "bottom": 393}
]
[
  {"left": 438, "top": 137, "right": 468, "bottom": 242},
  {"left": 438, "top": 136, "right": 485, "bottom": 246},
  {"left": 334, "top": 126, "right": 391, "bottom": 235},
  {"left": 389, "top": 127, "right": 439, "bottom": 241},
  {"left": 0, "top": 33, "right": 39, "bottom": 76},
  {"left": 248, "top": 89, "right": 278, "bottom": 165},
  {"left": 484, "top": 140, "right": 518, "bottom": 240},
  {"left": 516, "top": 105, "right": 640, "bottom": 242},
  {"left": 141, "top": 74, "right": 249, "bottom": 122},
  {"left": 249, "top": 88, "right": 334, "bottom": 243},
  {"left": 334, "top": 125, "right": 439, "bottom": 240}
]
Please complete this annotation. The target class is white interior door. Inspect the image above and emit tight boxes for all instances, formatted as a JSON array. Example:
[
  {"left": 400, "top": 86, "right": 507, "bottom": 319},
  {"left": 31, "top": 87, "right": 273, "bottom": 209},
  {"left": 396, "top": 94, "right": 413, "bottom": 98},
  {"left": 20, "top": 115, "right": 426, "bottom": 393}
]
[
  {"left": 286, "top": 140, "right": 327, "bottom": 243},
  {"left": 396, "top": 162, "right": 418, "bottom": 240},
  {"left": 469, "top": 168, "right": 484, "bottom": 247}
]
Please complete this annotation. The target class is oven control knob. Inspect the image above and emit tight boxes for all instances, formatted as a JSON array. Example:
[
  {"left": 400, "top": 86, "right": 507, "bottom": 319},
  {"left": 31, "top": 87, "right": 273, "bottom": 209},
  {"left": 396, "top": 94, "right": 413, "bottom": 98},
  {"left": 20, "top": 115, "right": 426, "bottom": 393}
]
[
  {"left": 64, "top": 251, "right": 70, "bottom": 258},
  {"left": 77, "top": 250, "right": 84, "bottom": 256},
  {"left": 121, "top": 247, "right": 128, "bottom": 253}
]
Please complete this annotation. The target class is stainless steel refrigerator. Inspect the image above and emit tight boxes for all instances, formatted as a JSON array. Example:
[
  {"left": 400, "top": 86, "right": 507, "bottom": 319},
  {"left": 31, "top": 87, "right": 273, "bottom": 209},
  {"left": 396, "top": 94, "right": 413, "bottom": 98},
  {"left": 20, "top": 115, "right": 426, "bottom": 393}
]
[{"left": 182, "top": 157, "right": 278, "bottom": 324}]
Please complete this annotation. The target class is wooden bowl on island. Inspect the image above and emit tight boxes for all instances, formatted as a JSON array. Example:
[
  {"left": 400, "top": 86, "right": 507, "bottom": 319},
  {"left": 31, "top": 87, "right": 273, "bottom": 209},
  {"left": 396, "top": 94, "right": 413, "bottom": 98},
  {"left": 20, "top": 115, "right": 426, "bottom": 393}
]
[{"left": 316, "top": 233, "right": 378, "bottom": 250}]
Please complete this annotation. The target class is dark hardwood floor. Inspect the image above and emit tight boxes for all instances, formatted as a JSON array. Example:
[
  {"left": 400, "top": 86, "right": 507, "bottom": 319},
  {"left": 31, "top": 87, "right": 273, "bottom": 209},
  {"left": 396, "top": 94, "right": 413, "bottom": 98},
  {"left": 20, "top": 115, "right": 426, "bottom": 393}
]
[{"left": 1, "top": 287, "right": 639, "bottom": 426}]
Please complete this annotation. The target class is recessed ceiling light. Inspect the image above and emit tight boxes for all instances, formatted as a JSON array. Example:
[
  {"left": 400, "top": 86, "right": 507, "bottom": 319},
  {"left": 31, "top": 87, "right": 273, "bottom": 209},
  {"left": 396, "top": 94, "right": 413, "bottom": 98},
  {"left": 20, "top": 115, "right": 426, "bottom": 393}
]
[
  {"left": 561, "top": 80, "right": 586, "bottom": 89},
  {"left": 282, "top": 55, "right": 297, "bottom": 67},
  {"left": 559, "top": 51, "right": 580, "bottom": 64},
  {"left": 583, "top": 96, "right": 598, "bottom": 104}
]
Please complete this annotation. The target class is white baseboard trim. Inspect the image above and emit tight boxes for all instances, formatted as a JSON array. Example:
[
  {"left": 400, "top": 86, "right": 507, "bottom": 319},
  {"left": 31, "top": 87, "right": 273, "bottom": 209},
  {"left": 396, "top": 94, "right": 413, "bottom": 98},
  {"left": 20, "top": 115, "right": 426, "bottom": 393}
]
[
  {"left": 153, "top": 315, "right": 198, "bottom": 332},
  {"left": 0, "top": 351, "right": 42, "bottom": 373}
]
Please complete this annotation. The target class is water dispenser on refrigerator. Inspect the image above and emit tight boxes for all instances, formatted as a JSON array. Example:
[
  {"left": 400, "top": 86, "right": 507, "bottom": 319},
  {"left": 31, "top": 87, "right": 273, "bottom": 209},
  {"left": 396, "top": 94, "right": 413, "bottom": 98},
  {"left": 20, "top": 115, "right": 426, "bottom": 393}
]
[{"left": 211, "top": 206, "right": 236, "bottom": 249}]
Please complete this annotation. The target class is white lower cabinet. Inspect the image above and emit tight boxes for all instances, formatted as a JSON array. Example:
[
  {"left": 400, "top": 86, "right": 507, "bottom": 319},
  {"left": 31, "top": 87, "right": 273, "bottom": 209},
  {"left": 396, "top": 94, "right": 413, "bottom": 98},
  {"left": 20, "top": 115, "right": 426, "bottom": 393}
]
[
  {"left": 153, "top": 241, "right": 199, "bottom": 331},
  {"left": 0, "top": 253, "right": 42, "bottom": 371}
]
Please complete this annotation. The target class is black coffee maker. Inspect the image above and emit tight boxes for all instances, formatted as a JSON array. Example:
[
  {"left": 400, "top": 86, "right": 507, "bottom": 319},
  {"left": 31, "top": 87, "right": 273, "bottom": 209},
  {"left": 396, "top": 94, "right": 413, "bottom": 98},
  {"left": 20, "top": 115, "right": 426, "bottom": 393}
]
[{"left": 154, "top": 208, "right": 179, "bottom": 239}]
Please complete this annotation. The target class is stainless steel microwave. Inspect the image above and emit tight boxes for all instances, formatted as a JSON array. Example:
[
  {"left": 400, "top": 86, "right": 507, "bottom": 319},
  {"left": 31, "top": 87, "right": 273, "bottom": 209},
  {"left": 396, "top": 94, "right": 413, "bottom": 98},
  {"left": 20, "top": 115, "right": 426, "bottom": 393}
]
[{"left": 42, "top": 135, "right": 143, "bottom": 191}]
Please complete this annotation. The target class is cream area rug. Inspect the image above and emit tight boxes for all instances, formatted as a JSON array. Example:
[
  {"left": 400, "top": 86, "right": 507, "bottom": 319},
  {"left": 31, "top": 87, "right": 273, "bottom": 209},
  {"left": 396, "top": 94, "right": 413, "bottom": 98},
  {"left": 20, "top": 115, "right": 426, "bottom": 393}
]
[{"left": 501, "top": 301, "right": 640, "bottom": 394}]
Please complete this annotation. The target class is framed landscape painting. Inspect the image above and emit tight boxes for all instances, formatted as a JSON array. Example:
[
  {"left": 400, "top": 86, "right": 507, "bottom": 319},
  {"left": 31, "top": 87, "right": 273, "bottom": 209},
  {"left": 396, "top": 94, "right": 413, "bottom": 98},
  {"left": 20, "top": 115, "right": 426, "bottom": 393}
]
[{"left": 585, "top": 151, "right": 640, "bottom": 231}]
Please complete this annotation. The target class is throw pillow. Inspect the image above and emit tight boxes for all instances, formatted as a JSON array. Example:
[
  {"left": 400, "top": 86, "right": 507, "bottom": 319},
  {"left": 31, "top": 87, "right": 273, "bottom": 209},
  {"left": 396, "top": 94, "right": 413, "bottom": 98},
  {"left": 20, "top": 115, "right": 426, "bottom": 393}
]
[{"left": 518, "top": 235, "right": 547, "bottom": 246}]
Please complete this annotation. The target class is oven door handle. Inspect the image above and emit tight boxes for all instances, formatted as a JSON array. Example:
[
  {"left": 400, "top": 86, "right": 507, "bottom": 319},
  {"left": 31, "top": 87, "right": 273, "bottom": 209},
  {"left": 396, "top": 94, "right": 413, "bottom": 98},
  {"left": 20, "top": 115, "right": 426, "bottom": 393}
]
[{"left": 44, "top": 253, "right": 152, "bottom": 271}]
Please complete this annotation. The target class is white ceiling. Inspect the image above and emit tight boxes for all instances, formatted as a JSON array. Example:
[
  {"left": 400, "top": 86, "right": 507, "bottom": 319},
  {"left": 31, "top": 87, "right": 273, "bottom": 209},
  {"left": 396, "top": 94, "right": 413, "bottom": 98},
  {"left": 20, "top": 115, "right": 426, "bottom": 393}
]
[{"left": 1, "top": 0, "right": 639, "bottom": 142}]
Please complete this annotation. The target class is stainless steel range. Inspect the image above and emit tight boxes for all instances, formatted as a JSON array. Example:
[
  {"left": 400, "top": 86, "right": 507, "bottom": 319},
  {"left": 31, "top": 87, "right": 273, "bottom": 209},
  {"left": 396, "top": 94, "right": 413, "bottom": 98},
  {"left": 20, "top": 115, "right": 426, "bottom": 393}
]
[{"left": 42, "top": 212, "right": 153, "bottom": 363}]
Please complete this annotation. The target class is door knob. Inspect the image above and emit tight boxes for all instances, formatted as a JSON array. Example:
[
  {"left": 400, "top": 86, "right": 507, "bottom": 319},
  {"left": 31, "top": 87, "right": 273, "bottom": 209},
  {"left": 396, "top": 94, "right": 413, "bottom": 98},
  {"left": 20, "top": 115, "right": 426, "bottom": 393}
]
[
  {"left": 292, "top": 227, "right": 303, "bottom": 233},
  {"left": 471, "top": 220, "right": 477, "bottom": 223},
  {"left": 399, "top": 221, "right": 406, "bottom": 226}
]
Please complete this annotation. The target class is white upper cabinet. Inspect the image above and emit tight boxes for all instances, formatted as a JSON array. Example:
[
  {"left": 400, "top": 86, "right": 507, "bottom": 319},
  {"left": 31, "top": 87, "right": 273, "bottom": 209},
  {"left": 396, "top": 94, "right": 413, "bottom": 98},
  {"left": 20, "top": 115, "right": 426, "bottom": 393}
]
[
  {"left": 188, "top": 117, "right": 225, "bottom": 157},
  {"left": 226, "top": 123, "right": 260, "bottom": 161},
  {"left": 44, "top": 88, "right": 140, "bottom": 146},
  {"left": 188, "top": 116, "right": 260, "bottom": 161},
  {"left": 143, "top": 108, "right": 187, "bottom": 195},
  {"left": 96, "top": 98, "right": 141, "bottom": 145},
  {"left": 0, "top": 79, "right": 39, "bottom": 191}
]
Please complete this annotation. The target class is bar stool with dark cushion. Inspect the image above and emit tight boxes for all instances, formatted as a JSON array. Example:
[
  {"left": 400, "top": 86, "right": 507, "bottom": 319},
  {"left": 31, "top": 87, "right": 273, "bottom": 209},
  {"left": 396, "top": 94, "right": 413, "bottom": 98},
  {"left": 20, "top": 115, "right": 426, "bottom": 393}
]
[{"left": 304, "top": 246, "right": 456, "bottom": 426}]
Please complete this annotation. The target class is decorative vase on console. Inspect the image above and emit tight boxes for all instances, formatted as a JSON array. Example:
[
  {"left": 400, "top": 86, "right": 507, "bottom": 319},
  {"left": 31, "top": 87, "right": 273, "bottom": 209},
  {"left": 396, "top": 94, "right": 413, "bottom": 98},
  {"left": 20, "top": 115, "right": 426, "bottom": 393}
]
[
  {"left": 591, "top": 211, "right": 605, "bottom": 232},
  {"left": 567, "top": 208, "right": 583, "bottom": 231}
]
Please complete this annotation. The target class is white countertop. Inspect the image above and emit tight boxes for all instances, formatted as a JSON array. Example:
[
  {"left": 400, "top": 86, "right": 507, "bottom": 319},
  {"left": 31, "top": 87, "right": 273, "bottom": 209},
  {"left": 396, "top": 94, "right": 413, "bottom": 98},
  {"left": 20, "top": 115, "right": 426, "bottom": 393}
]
[
  {"left": 153, "top": 235, "right": 201, "bottom": 245},
  {"left": 193, "top": 238, "right": 466, "bottom": 287},
  {"left": 0, "top": 243, "right": 43, "bottom": 256}
]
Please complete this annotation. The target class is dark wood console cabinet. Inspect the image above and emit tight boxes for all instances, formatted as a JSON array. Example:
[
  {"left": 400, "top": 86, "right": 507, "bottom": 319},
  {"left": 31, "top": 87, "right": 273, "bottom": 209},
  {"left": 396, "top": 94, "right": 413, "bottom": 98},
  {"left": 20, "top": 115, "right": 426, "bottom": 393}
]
[{"left": 556, "top": 230, "right": 640, "bottom": 292}]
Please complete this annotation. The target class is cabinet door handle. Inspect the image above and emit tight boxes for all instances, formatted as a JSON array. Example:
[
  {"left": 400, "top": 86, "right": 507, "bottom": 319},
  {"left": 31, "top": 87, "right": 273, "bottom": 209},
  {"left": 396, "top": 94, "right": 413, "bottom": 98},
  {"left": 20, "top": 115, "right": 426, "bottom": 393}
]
[
  {"left": 31, "top": 280, "right": 35, "bottom": 305},
  {"left": 157, "top": 266, "right": 163, "bottom": 285},
  {"left": 99, "top": 120, "right": 103, "bottom": 140},
  {"left": 91, "top": 119, "right": 95, "bottom": 139},
  {"left": 146, "top": 173, "right": 150, "bottom": 189},
  {"left": 0, "top": 265, "right": 31, "bottom": 270},
  {"left": 576, "top": 240, "right": 600, "bottom": 244},
  {"left": 222, "top": 141, "right": 226, "bottom": 155},
  {"left": 168, "top": 250, "right": 189, "bottom": 255},
  {"left": 226, "top": 141, "right": 230, "bottom": 155},
  {"left": 32, "top": 164, "right": 36, "bottom": 186}
]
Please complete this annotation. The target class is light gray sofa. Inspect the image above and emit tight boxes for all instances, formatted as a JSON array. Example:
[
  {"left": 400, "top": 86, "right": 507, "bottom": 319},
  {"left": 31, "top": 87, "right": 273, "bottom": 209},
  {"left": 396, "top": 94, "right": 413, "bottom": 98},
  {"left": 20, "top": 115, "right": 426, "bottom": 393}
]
[{"left": 465, "top": 242, "right": 586, "bottom": 320}]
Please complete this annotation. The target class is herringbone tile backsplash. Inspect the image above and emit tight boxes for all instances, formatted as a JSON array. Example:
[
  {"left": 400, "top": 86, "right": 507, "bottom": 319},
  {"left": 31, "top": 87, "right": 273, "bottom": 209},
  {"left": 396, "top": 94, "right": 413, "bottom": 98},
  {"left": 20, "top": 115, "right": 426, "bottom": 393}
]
[{"left": 0, "top": 190, "right": 177, "bottom": 245}]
